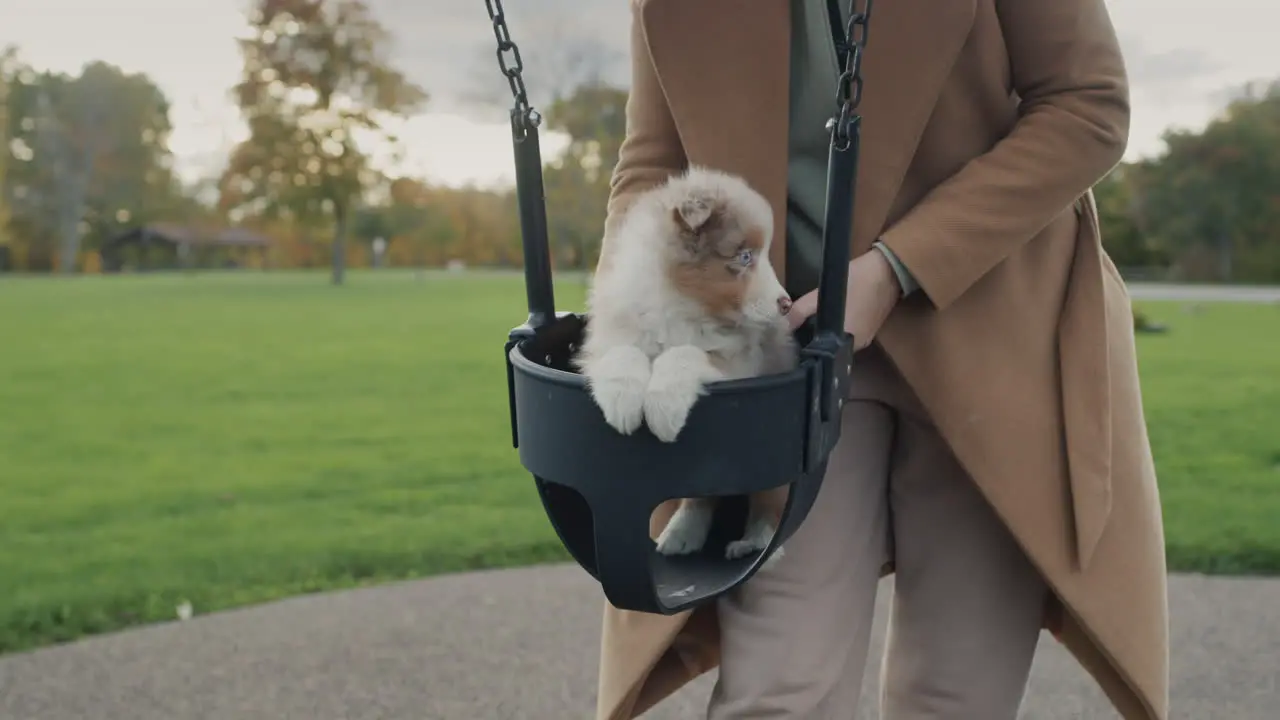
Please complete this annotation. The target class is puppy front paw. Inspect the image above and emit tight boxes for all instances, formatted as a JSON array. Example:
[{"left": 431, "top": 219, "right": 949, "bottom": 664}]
[
  {"left": 726, "top": 517, "right": 781, "bottom": 568},
  {"left": 644, "top": 346, "right": 718, "bottom": 443},
  {"left": 584, "top": 346, "right": 651, "bottom": 436},
  {"left": 643, "top": 382, "right": 701, "bottom": 443},
  {"left": 656, "top": 499, "right": 716, "bottom": 556},
  {"left": 596, "top": 379, "right": 647, "bottom": 435}
]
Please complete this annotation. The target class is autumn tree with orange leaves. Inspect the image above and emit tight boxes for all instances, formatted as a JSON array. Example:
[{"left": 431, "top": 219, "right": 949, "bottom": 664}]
[{"left": 219, "top": 0, "right": 427, "bottom": 285}]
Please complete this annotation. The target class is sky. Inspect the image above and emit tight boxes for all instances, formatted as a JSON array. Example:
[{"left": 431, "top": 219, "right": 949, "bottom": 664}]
[{"left": 1, "top": 0, "right": 1276, "bottom": 190}]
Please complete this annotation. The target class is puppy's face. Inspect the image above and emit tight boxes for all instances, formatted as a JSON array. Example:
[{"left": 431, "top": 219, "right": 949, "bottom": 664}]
[{"left": 663, "top": 193, "right": 791, "bottom": 325}]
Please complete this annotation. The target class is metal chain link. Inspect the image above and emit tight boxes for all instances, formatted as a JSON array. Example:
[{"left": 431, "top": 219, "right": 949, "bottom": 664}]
[
  {"left": 827, "top": 0, "right": 873, "bottom": 151},
  {"left": 483, "top": 0, "right": 541, "bottom": 136}
]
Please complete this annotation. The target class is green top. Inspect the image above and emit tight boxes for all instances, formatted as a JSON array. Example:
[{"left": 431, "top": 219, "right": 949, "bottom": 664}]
[{"left": 785, "top": 0, "right": 918, "bottom": 299}]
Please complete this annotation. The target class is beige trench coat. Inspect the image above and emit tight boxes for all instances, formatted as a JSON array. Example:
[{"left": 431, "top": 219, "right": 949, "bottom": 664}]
[{"left": 592, "top": 0, "right": 1170, "bottom": 718}]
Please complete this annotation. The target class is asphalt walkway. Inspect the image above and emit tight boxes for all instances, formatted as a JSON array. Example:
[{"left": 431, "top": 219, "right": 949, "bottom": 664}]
[
  {"left": 1126, "top": 283, "right": 1280, "bottom": 303},
  {"left": 1, "top": 566, "right": 1277, "bottom": 719}
]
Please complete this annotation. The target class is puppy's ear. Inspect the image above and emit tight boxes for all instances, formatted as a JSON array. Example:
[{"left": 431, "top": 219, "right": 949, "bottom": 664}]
[
  {"left": 672, "top": 195, "right": 726, "bottom": 259},
  {"left": 672, "top": 195, "right": 723, "bottom": 237}
]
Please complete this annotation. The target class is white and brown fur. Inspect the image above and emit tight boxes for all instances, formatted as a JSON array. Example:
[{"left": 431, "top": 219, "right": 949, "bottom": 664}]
[{"left": 575, "top": 166, "right": 798, "bottom": 566}]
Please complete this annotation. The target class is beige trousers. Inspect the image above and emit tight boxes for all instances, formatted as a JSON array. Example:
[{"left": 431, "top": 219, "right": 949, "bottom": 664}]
[{"left": 707, "top": 345, "right": 1048, "bottom": 719}]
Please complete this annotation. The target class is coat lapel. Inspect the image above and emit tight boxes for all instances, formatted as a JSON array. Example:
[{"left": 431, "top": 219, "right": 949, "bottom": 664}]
[{"left": 639, "top": 0, "right": 977, "bottom": 279}]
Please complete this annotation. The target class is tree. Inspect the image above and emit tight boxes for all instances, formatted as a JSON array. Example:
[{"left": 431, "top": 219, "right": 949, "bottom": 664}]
[
  {"left": 220, "top": 0, "right": 428, "bottom": 285},
  {"left": 1129, "top": 79, "right": 1280, "bottom": 282},
  {"left": 349, "top": 177, "right": 450, "bottom": 270},
  {"left": 75, "top": 63, "right": 187, "bottom": 259},
  {"left": 383, "top": 177, "right": 454, "bottom": 269},
  {"left": 460, "top": 13, "right": 627, "bottom": 272},
  {"left": 0, "top": 46, "right": 15, "bottom": 272},
  {"left": 1094, "top": 166, "right": 1164, "bottom": 271},
  {"left": 3, "top": 57, "right": 179, "bottom": 272},
  {"left": 541, "top": 82, "right": 628, "bottom": 269}
]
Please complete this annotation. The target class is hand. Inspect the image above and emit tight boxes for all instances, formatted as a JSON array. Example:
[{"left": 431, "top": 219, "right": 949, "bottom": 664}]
[{"left": 786, "top": 250, "right": 902, "bottom": 351}]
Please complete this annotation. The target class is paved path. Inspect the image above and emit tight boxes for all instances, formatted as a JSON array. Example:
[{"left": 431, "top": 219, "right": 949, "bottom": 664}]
[
  {"left": 414, "top": 270, "right": 1280, "bottom": 304},
  {"left": 1, "top": 566, "right": 1277, "bottom": 719},
  {"left": 1125, "top": 282, "right": 1280, "bottom": 303}
]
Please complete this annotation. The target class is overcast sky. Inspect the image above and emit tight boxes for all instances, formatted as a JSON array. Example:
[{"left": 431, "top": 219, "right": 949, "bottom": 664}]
[{"left": 1, "top": 0, "right": 1275, "bottom": 188}]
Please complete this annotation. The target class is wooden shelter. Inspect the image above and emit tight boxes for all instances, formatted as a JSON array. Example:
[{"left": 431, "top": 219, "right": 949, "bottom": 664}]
[{"left": 101, "top": 223, "right": 272, "bottom": 272}]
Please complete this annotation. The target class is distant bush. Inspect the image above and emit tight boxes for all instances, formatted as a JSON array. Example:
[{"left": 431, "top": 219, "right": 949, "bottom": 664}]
[{"left": 1134, "top": 308, "right": 1169, "bottom": 334}]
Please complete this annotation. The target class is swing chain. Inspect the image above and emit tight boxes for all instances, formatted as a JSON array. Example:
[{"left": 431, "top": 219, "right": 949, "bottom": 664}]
[
  {"left": 484, "top": 0, "right": 541, "bottom": 137},
  {"left": 829, "top": 0, "right": 873, "bottom": 151}
]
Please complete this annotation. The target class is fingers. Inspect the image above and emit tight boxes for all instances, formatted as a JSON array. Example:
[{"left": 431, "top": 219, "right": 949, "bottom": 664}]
[{"left": 787, "top": 291, "right": 818, "bottom": 330}]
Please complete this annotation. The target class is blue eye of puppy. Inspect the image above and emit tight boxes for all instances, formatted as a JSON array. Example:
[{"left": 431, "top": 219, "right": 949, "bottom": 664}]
[{"left": 737, "top": 249, "right": 753, "bottom": 265}]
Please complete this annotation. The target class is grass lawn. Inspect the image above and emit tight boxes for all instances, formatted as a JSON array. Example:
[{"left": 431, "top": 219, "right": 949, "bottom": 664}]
[{"left": 1, "top": 270, "right": 1277, "bottom": 654}]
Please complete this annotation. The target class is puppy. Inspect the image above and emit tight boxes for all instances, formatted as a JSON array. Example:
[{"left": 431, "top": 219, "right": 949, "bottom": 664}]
[{"left": 575, "top": 166, "right": 798, "bottom": 566}]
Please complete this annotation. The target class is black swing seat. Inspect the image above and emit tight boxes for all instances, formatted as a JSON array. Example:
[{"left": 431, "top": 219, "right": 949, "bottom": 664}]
[
  {"left": 504, "top": 311, "right": 854, "bottom": 615},
  {"left": 483, "top": 0, "right": 869, "bottom": 620}
]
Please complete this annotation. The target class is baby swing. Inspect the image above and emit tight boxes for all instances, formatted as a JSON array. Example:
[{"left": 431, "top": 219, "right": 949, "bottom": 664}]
[{"left": 482, "top": 0, "right": 873, "bottom": 615}]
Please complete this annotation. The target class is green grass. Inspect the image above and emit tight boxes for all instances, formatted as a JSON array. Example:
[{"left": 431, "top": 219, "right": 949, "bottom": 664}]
[
  {"left": 1129, "top": 300, "right": 1280, "bottom": 574},
  {"left": 0, "top": 270, "right": 1277, "bottom": 654}
]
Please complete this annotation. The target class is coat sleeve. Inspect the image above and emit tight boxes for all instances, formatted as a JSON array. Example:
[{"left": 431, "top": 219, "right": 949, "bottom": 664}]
[
  {"left": 876, "top": 0, "right": 1130, "bottom": 311},
  {"left": 596, "top": 0, "right": 688, "bottom": 273}
]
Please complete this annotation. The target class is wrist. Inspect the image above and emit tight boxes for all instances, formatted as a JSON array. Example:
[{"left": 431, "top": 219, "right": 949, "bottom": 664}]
[
  {"left": 871, "top": 240, "right": 917, "bottom": 298},
  {"left": 864, "top": 248, "right": 902, "bottom": 300}
]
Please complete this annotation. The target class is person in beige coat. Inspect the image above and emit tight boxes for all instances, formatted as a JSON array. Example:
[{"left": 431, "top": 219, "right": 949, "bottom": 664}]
[{"left": 592, "top": 0, "right": 1170, "bottom": 718}]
